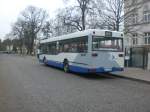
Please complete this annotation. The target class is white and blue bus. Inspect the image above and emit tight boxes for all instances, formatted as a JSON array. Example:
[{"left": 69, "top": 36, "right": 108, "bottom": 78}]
[{"left": 38, "top": 29, "right": 124, "bottom": 73}]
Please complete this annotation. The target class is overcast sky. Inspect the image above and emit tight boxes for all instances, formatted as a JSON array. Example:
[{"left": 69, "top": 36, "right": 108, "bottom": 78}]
[{"left": 0, "top": 0, "right": 73, "bottom": 40}]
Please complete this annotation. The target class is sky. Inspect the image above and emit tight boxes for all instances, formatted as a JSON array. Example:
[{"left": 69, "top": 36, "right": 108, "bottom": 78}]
[{"left": 0, "top": 0, "right": 71, "bottom": 40}]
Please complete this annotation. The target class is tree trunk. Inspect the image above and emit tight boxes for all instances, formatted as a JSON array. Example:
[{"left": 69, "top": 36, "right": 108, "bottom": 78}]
[
  {"left": 82, "top": 10, "right": 85, "bottom": 30},
  {"left": 116, "top": 21, "right": 119, "bottom": 31}
]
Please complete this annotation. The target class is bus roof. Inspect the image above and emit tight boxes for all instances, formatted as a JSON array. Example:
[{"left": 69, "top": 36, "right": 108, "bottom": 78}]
[{"left": 40, "top": 29, "right": 123, "bottom": 44}]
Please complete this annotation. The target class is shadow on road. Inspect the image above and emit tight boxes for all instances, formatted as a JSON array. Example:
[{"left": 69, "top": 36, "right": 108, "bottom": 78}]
[{"left": 72, "top": 73, "right": 115, "bottom": 80}]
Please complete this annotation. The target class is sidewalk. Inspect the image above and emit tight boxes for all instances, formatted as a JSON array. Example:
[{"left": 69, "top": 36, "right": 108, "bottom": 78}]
[{"left": 112, "top": 68, "right": 150, "bottom": 84}]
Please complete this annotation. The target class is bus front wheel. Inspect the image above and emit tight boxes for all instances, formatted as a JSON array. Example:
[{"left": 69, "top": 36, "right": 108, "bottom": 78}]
[
  {"left": 43, "top": 57, "right": 47, "bottom": 65},
  {"left": 63, "top": 60, "right": 69, "bottom": 73}
]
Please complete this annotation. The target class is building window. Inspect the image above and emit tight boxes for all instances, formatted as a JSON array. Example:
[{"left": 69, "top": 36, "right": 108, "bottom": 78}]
[
  {"left": 132, "top": 14, "right": 138, "bottom": 24},
  {"left": 132, "top": 38, "right": 138, "bottom": 45},
  {"left": 132, "top": 34, "right": 138, "bottom": 45},
  {"left": 143, "top": 11, "right": 150, "bottom": 23},
  {"left": 144, "top": 32, "right": 150, "bottom": 44}
]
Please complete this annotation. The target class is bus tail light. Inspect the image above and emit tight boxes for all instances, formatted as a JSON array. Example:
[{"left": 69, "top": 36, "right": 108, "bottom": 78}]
[
  {"left": 118, "top": 54, "right": 124, "bottom": 57},
  {"left": 92, "top": 53, "right": 98, "bottom": 57}
]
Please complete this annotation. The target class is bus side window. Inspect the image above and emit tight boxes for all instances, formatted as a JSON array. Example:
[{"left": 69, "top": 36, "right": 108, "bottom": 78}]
[
  {"left": 47, "top": 42, "right": 57, "bottom": 55},
  {"left": 58, "top": 36, "right": 88, "bottom": 53},
  {"left": 71, "top": 43, "right": 77, "bottom": 52},
  {"left": 77, "top": 42, "right": 87, "bottom": 53},
  {"left": 77, "top": 43, "right": 82, "bottom": 52}
]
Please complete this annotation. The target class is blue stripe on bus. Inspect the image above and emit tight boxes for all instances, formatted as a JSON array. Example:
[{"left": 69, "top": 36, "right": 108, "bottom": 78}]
[
  {"left": 69, "top": 65, "right": 89, "bottom": 73},
  {"left": 47, "top": 60, "right": 64, "bottom": 69},
  {"left": 69, "top": 66, "right": 123, "bottom": 73},
  {"left": 39, "top": 59, "right": 123, "bottom": 73}
]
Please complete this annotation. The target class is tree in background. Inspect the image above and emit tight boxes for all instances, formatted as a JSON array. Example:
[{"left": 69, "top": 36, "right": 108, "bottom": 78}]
[
  {"left": 2, "top": 38, "right": 12, "bottom": 51},
  {"left": 101, "top": 0, "right": 124, "bottom": 31},
  {"left": 11, "top": 6, "right": 48, "bottom": 55},
  {"left": 77, "top": 0, "right": 91, "bottom": 30},
  {"left": 21, "top": 6, "right": 48, "bottom": 54},
  {"left": 62, "top": 0, "right": 120, "bottom": 31},
  {"left": 63, "top": 0, "right": 93, "bottom": 31},
  {"left": 42, "top": 21, "right": 53, "bottom": 38},
  {"left": 54, "top": 8, "right": 77, "bottom": 36},
  {"left": 0, "top": 39, "right": 3, "bottom": 51},
  {"left": 11, "top": 38, "right": 20, "bottom": 53},
  {"left": 12, "top": 19, "right": 26, "bottom": 54}
]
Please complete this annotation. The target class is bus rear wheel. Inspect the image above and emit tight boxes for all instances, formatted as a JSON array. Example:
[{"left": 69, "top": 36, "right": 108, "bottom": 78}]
[{"left": 63, "top": 60, "right": 69, "bottom": 73}]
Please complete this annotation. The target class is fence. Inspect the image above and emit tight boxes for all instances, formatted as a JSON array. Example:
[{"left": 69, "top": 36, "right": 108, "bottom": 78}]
[{"left": 129, "top": 46, "right": 150, "bottom": 69}]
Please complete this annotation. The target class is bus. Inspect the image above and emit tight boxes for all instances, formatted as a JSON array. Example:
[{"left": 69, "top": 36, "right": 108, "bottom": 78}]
[{"left": 38, "top": 29, "right": 124, "bottom": 73}]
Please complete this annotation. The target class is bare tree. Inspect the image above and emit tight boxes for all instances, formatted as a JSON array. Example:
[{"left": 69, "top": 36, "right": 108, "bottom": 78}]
[
  {"left": 62, "top": 7, "right": 83, "bottom": 31},
  {"left": 42, "top": 21, "right": 53, "bottom": 38},
  {"left": 12, "top": 19, "right": 26, "bottom": 54},
  {"left": 20, "top": 6, "right": 48, "bottom": 54},
  {"left": 85, "top": 0, "right": 108, "bottom": 29},
  {"left": 47, "top": 8, "right": 77, "bottom": 36},
  {"left": 101, "top": 0, "right": 143, "bottom": 33},
  {"left": 0, "top": 39, "right": 4, "bottom": 51},
  {"left": 77, "top": 0, "right": 91, "bottom": 30},
  {"left": 0, "top": 39, "right": 1, "bottom": 50},
  {"left": 2, "top": 38, "right": 12, "bottom": 51},
  {"left": 101, "top": 0, "right": 124, "bottom": 31},
  {"left": 63, "top": 0, "right": 93, "bottom": 31}
]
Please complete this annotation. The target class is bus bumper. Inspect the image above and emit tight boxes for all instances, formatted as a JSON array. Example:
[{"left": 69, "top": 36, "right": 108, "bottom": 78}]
[{"left": 69, "top": 65, "right": 124, "bottom": 74}]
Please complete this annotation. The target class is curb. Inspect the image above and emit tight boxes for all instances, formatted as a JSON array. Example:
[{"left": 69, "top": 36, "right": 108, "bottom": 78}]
[{"left": 111, "top": 74, "right": 150, "bottom": 84}]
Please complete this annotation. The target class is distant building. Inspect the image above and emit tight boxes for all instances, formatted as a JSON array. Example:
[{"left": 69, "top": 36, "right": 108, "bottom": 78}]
[{"left": 124, "top": 0, "right": 150, "bottom": 69}]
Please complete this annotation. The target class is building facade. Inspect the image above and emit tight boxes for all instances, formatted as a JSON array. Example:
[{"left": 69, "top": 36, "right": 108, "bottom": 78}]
[{"left": 124, "top": 0, "right": 150, "bottom": 69}]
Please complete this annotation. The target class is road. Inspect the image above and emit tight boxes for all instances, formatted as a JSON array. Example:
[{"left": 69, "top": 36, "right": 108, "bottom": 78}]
[{"left": 0, "top": 54, "right": 150, "bottom": 112}]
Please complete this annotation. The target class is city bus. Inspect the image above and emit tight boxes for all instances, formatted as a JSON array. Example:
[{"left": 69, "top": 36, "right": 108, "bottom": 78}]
[{"left": 38, "top": 29, "right": 124, "bottom": 73}]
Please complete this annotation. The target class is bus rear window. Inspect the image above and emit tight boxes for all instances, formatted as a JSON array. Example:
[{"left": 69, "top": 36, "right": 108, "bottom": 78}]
[{"left": 92, "top": 36, "right": 123, "bottom": 51}]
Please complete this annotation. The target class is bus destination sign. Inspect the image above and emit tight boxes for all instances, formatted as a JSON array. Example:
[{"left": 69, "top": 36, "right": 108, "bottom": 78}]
[{"left": 105, "top": 31, "right": 112, "bottom": 37}]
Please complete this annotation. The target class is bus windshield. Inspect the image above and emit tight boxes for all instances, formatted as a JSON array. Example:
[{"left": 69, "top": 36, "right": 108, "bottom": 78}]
[{"left": 92, "top": 36, "right": 123, "bottom": 51}]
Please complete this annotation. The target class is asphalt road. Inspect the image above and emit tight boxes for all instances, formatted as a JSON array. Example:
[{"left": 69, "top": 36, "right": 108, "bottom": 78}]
[{"left": 0, "top": 54, "right": 150, "bottom": 112}]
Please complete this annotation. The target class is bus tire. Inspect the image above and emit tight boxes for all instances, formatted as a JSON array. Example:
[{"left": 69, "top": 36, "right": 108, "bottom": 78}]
[
  {"left": 63, "top": 60, "right": 69, "bottom": 73},
  {"left": 43, "top": 57, "right": 47, "bottom": 65}
]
